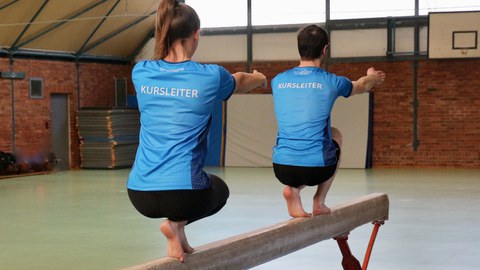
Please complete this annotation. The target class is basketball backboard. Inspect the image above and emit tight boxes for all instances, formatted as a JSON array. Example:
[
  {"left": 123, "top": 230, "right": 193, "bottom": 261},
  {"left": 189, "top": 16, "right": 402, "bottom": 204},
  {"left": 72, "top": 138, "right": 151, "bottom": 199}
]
[{"left": 428, "top": 11, "right": 480, "bottom": 59}]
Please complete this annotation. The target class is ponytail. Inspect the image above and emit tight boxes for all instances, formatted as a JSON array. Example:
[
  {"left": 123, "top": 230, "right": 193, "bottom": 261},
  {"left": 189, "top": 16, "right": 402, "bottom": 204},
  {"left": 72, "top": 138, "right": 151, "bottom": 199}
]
[{"left": 153, "top": 0, "right": 200, "bottom": 60}]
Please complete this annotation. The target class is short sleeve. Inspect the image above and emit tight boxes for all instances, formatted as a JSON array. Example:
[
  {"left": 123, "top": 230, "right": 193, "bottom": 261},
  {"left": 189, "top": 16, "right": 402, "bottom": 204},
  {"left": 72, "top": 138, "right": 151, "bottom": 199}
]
[
  {"left": 216, "top": 66, "right": 235, "bottom": 101},
  {"left": 333, "top": 75, "right": 353, "bottom": 98}
]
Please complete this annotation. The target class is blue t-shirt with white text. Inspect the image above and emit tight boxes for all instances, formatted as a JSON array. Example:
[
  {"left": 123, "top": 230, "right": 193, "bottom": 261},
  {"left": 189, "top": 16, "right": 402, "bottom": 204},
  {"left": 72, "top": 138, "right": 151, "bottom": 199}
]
[
  {"left": 272, "top": 67, "right": 352, "bottom": 167},
  {"left": 127, "top": 60, "right": 235, "bottom": 191}
]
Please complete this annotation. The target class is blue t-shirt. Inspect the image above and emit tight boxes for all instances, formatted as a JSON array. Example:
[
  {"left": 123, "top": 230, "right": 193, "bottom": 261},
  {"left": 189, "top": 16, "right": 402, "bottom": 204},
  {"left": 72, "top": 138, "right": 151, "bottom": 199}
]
[
  {"left": 272, "top": 67, "right": 352, "bottom": 167},
  {"left": 127, "top": 60, "right": 235, "bottom": 191}
]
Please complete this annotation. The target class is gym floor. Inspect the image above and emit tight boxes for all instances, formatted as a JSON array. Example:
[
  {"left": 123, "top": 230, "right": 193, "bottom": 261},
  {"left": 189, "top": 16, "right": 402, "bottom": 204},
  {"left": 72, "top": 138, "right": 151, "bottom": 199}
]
[{"left": 1, "top": 167, "right": 479, "bottom": 270}]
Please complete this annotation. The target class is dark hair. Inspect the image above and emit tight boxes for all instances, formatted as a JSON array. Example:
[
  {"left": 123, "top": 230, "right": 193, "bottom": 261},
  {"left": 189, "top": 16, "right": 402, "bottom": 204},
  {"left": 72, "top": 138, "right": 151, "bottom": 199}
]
[
  {"left": 153, "top": 0, "right": 200, "bottom": 60},
  {"left": 297, "top": 24, "right": 329, "bottom": 61}
]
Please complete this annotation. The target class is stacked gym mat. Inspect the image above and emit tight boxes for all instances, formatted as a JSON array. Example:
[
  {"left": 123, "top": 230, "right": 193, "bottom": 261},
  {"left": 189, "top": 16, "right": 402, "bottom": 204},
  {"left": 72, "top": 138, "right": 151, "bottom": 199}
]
[{"left": 77, "top": 108, "right": 140, "bottom": 169}]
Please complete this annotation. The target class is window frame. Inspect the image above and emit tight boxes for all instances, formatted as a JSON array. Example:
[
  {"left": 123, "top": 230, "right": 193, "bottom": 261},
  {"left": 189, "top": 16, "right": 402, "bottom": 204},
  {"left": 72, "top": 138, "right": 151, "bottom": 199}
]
[
  {"left": 115, "top": 77, "right": 128, "bottom": 107},
  {"left": 29, "top": 77, "right": 44, "bottom": 99}
]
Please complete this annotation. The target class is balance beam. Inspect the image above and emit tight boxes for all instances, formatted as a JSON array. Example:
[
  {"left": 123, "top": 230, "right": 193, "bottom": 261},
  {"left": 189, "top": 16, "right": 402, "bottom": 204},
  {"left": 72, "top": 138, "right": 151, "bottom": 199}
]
[{"left": 124, "top": 193, "right": 389, "bottom": 270}]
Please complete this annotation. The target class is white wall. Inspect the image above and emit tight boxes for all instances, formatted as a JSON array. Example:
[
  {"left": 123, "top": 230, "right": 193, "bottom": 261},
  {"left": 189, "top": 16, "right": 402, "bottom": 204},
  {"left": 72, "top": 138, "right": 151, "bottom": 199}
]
[
  {"left": 252, "top": 32, "right": 298, "bottom": 61},
  {"left": 137, "top": 26, "right": 428, "bottom": 61},
  {"left": 225, "top": 94, "right": 277, "bottom": 167},
  {"left": 224, "top": 93, "right": 370, "bottom": 168},
  {"left": 330, "top": 29, "right": 388, "bottom": 57},
  {"left": 194, "top": 34, "right": 247, "bottom": 62},
  {"left": 331, "top": 94, "right": 370, "bottom": 168}
]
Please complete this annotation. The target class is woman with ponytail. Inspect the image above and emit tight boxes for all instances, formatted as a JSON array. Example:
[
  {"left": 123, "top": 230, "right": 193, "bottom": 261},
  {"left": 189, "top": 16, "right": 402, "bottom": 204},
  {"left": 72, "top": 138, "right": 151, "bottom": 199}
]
[{"left": 127, "top": 0, "right": 267, "bottom": 262}]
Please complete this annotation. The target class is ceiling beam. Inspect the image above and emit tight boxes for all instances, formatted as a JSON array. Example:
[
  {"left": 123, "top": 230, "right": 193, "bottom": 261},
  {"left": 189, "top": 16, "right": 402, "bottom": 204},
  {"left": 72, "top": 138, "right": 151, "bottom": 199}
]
[
  {"left": 78, "top": 10, "right": 155, "bottom": 55},
  {"left": 76, "top": 0, "right": 122, "bottom": 56},
  {"left": 11, "top": 0, "right": 50, "bottom": 49},
  {"left": 129, "top": 28, "right": 154, "bottom": 61},
  {"left": 0, "top": 0, "right": 20, "bottom": 11},
  {"left": 1, "top": 48, "right": 131, "bottom": 64},
  {"left": 12, "top": 0, "right": 109, "bottom": 51}
]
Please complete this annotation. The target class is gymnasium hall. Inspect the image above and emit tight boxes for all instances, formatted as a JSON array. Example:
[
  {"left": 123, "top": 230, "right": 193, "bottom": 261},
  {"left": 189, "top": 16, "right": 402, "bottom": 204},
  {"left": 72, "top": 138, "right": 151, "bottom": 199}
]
[{"left": 1, "top": 1, "right": 479, "bottom": 269}]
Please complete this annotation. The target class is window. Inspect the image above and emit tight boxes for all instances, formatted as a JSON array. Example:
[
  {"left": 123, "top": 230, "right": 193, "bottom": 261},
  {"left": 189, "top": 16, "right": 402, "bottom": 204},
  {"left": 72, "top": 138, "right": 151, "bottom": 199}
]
[
  {"left": 187, "top": 1, "right": 480, "bottom": 27},
  {"left": 187, "top": 0, "right": 325, "bottom": 28},
  {"left": 187, "top": 0, "right": 247, "bottom": 28},
  {"left": 330, "top": 0, "right": 414, "bottom": 20},
  {"left": 419, "top": 0, "right": 480, "bottom": 15},
  {"left": 29, "top": 78, "right": 43, "bottom": 99},
  {"left": 115, "top": 78, "right": 127, "bottom": 107},
  {"left": 252, "top": 0, "right": 326, "bottom": 26}
]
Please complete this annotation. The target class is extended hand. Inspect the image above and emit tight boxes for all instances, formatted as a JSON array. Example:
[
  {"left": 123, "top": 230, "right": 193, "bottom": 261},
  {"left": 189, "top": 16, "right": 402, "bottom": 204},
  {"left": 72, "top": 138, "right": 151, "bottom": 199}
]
[
  {"left": 367, "top": 67, "right": 386, "bottom": 85},
  {"left": 253, "top": 70, "right": 268, "bottom": 88}
]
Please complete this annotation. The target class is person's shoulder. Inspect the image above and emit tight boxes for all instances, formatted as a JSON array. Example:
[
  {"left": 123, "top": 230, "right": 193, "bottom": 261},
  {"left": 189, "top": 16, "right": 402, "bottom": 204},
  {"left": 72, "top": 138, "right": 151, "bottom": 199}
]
[
  {"left": 134, "top": 59, "right": 155, "bottom": 66},
  {"left": 133, "top": 59, "right": 158, "bottom": 71},
  {"left": 273, "top": 68, "right": 294, "bottom": 80},
  {"left": 187, "top": 60, "right": 215, "bottom": 69},
  {"left": 313, "top": 67, "right": 331, "bottom": 76},
  {"left": 132, "top": 61, "right": 150, "bottom": 78},
  {"left": 133, "top": 60, "right": 145, "bottom": 69},
  {"left": 185, "top": 61, "right": 224, "bottom": 73},
  {"left": 320, "top": 69, "right": 350, "bottom": 81},
  {"left": 271, "top": 69, "right": 295, "bottom": 88}
]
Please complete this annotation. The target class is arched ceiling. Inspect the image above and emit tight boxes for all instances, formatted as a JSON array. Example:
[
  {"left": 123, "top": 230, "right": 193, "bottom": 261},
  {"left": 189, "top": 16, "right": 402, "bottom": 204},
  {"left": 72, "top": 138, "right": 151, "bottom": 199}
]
[{"left": 0, "top": 0, "right": 160, "bottom": 62}]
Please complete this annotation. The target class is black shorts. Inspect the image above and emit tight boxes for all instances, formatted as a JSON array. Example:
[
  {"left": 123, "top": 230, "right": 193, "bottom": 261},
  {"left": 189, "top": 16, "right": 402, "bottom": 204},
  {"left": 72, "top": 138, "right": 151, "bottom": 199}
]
[
  {"left": 273, "top": 140, "right": 340, "bottom": 188},
  {"left": 127, "top": 174, "right": 229, "bottom": 224}
]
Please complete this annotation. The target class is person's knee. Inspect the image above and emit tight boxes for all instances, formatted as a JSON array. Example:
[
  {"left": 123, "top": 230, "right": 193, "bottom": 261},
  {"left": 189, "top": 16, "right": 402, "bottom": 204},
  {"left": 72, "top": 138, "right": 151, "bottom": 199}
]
[
  {"left": 209, "top": 174, "right": 230, "bottom": 199},
  {"left": 331, "top": 127, "right": 343, "bottom": 147}
]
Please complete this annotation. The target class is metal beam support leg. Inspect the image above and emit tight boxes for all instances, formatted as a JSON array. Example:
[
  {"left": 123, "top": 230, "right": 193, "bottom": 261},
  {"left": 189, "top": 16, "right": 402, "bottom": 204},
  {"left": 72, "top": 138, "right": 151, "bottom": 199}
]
[
  {"left": 362, "top": 221, "right": 384, "bottom": 270},
  {"left": 334, "top": 234, "right": 362, "bottom": 270}
]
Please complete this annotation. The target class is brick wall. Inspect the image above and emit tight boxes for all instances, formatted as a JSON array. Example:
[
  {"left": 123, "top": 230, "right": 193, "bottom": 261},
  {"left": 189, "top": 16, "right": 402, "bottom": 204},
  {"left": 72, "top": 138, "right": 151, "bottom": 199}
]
[
  {"left": 221, "top": 59, "right": 480, "bottom": 168},
  {"left": 80, "top": 63, "right": 135, "bottom": 108},
  {"left": 0, "top": 58, "right": 12, "bottom": 152},
  {"left": 416, "top": 59, "right": 480, "bottom": 167},
  {"left": 0, "top": 57, "right": 133, "bottom": 168},
  {"left": 328, "top": 61, "right": 417, "bottom": 167},
  {"left": 2, "top": 57, "right": 479, "bottom": 168},
  {"left": 12, "top": 59, "right": 77, "bottom": 164}
]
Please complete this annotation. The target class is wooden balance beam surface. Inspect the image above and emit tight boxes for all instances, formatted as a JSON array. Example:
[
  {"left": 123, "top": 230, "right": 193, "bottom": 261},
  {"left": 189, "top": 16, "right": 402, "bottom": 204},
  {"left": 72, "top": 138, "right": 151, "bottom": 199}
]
[{"left": 124, "top": 193, "right": 389, "bottom": 270}]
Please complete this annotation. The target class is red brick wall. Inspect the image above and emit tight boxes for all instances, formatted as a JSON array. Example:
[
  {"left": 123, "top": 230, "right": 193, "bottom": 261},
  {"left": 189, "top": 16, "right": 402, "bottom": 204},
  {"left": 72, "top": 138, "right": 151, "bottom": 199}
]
[
  {"left": 0, "top": 58, "right": 13, "bottom": 152},
  {"left": 328, "top": 61, "right": 417, "bottom": 167},
  {"left": 13, "top": 59, "right": 77, "bottom": 159},
  {"left": 221, "top": 59, "right": 480, "bottom": 168},
  {"left": 80, "top": 63, "right": 135, "bottom": 108},
  {"left": 2, "top": 57, "right": 479, "bottom": 168},
  {"left": 0, "top": 57, "right": 133, "bottom": 168},
  {"left": 329, "top": 59, "right": 479, "bottom": 168},
  {"left": 416, "top": 60, "right": 480, "bottom": 167}
]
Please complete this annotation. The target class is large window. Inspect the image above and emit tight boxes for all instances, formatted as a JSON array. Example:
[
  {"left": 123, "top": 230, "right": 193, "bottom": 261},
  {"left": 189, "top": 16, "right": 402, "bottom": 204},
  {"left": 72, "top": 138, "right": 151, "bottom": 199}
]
[
  {"left": 187, "top": 0, "right": 248, "bottom": 27},
  {"left": 419, "top": 0, "right": 480, "bottom": 15},
  {"left": 330, "top": 1, "right": 414, "bottom": 20},
  {"left": 252, "top": 0, "right": 325, "bottom": 26},
  {"left": 187, "top": 0, "right": 325, "bottom": 28},
  {"left": 186, "top": 1, "right": 480, "bottom": 28}
]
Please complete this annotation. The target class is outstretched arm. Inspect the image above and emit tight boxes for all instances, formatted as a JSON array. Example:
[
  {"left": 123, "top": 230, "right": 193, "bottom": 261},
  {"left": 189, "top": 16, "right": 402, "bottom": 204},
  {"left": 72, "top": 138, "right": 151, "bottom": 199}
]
[
  {"left": 351, "top": 67, "right": 386, "bottom": 95},
  {"left": 233, "top": 70, "right": 268, "bottom": 94}
]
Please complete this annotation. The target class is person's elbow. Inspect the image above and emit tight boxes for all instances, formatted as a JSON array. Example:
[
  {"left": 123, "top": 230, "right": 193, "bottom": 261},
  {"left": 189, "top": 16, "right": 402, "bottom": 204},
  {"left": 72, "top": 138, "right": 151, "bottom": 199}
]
[
  {"left": 234, "top": 81, "right": 247, "bottom": 93},
  {"left": 232, "top": 73, "right": 245, "bottom": 93},
  {"left": 351, "top": 81, "right": 365, "bottom": 95}
]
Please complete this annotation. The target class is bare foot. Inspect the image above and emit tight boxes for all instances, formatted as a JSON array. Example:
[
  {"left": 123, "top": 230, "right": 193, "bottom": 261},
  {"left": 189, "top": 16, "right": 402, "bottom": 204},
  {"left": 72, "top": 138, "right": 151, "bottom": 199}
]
[
  {"left": 178, "top": 225, "right": 194, "bottom": 254},
  {"left": 283, "top": 186, "right": 310, "bottom": 218},
  {"left": 312, "top": 179, "right": 334, "bottom": 216},
  {"left": 312, "top": 201, "right": 331, "bottom": 216},
  {"left": 160, "top": 220, "right": 186, "bottom": 262}
]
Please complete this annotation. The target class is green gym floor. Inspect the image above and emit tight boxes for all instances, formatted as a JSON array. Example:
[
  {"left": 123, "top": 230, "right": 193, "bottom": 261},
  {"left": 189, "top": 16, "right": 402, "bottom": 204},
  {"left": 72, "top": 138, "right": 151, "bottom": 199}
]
[{"left": 1, "top": 167, "right": 479, "bottom": 270}]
